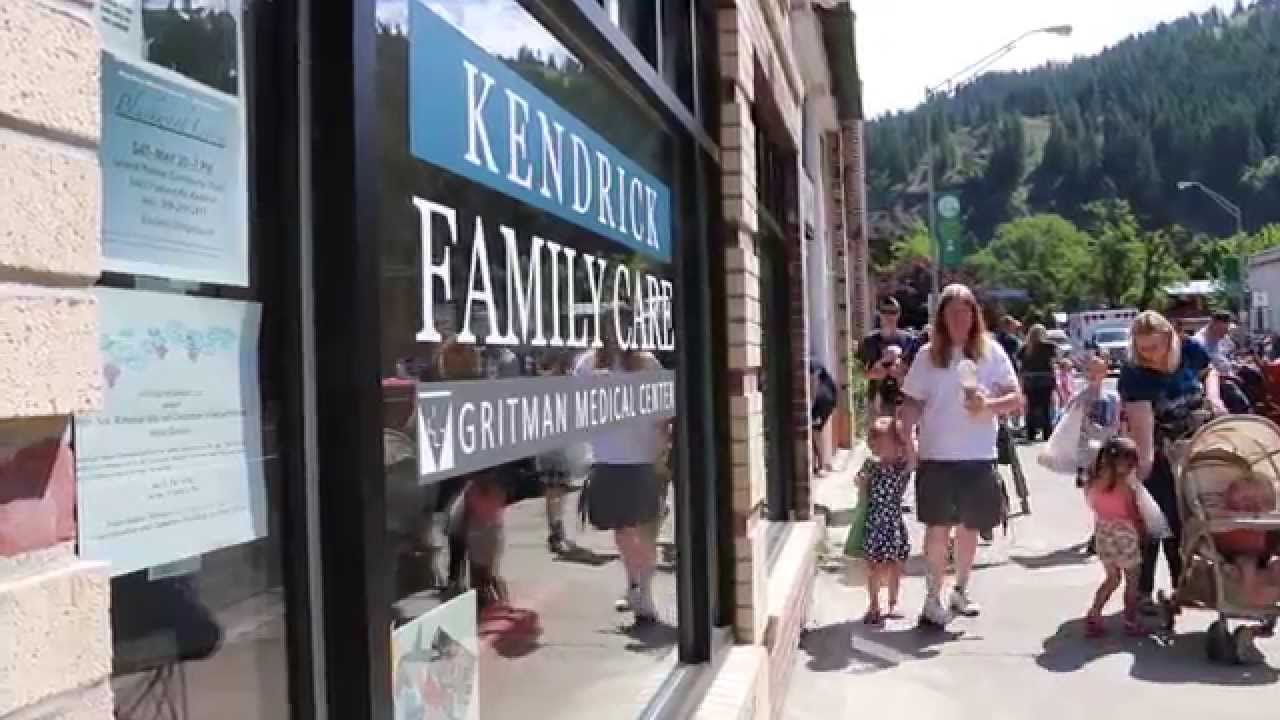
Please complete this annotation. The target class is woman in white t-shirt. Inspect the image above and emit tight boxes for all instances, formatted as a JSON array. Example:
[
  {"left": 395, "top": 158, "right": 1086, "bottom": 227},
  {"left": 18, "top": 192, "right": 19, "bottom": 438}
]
[
  {"left": 574, "top": 306, "right": 670, "bottom": 624},
  {"left": 899, "top": 284, "right": 1023, "bottom": 628}
]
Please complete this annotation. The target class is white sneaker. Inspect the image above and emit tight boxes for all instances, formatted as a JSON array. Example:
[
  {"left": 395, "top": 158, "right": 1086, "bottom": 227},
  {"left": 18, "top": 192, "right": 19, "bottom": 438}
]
[
  {"left": 919, "top": 596, "right": 954, "bottom": 628},
  {"left": 949, "top": 588, "right": 981, "bottom": 617},
  {"left": 627, "top": 583, "right": 659, "bottom": 623}
]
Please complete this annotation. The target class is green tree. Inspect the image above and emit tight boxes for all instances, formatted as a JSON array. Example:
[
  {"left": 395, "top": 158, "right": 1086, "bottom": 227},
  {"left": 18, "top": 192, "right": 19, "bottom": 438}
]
[
  {"left": 875, "top": 222, "right": 934, "bottom": 274},
  {"left": 1134, "top": 228, "right": 1187, "bottom": 309},
  {"left": 965, "top": 214, "right": 1091, "bottom": 309},
  {"left": 1084, "top": 199, "right": 1143, "bottom": 307}
]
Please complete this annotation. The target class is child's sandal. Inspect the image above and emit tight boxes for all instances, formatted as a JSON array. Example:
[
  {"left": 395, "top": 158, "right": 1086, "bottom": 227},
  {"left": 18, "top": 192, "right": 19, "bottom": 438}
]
[{"left": 1085, "top": 616, "right": 1107, "bottom": 638}]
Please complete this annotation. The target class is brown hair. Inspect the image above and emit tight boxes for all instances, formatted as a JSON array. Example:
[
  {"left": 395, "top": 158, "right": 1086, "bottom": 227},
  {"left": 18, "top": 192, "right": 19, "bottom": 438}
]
[
  {"left": 1089, "top": 436, "right": 1140, "bottom": 493},
  {"left": 1027, "top": 323, "right": 1047, "bottom": 350},
  {"left": 929, "top": 284, "right": 988, "bottom": 368}
]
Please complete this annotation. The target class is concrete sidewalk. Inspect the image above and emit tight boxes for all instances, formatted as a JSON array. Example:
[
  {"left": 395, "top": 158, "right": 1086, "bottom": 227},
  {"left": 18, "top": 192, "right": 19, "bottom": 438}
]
[{"left": 788, "top": 444, "right": 1280, "bottom": 720}]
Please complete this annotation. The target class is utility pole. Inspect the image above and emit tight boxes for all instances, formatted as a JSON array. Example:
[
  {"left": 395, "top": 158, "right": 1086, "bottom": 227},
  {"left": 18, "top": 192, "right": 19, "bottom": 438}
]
[
  {"left": 922, "top": 25, "right": 1072, "bottom": 320},
  {"left": 1176, "top": 180, "right": 1247, "bottom": 319}
]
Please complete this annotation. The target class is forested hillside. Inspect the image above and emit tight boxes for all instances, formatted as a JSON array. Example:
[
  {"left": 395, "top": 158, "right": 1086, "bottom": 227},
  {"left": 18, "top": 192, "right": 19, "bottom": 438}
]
[{"left": 867, "top": 0, "right": 1280, "bottom": 254}]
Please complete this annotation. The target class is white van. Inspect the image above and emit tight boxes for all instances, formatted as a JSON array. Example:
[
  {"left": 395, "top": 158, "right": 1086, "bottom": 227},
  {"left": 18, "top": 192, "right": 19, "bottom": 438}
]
[{"left": 1068, "top": 309, "right": 1138, "bottom": 369}]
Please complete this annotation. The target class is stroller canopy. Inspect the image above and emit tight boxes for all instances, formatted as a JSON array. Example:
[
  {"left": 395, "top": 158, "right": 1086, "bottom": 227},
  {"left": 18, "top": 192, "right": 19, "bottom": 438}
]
[
  {"left": 1184, "top": 416, "right": 1280, "bottom": 482},
  {"left": 1180, "top": 415, "right": 1280, "bottom": 516}
]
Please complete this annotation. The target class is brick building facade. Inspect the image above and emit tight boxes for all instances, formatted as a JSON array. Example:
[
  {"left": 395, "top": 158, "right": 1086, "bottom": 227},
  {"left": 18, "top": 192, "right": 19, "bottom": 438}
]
[
  {"left": 0, "top": 1, "right": 867, "bottom": 718},
  {"left": 695, "top": 2, "right": 868, "bottom": 718}
]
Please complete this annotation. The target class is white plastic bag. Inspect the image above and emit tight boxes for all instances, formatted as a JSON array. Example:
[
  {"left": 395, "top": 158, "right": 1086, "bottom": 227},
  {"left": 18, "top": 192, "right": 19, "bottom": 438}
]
[
  {"left": 1038, "top": 398, "right": 1084, "bottom": 474},
  {"left": 1131, "top": 480, "right": 1173, "bottom": 540}
]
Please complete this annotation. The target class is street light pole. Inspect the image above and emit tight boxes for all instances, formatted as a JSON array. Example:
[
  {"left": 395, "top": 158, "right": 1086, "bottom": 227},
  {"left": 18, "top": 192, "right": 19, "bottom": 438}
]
[
  {"left": 924, "top": 25, "right": 1073, "bottom": 318},
  {"left": 1176, "top": 180, "right": 1247, "bottom": 317}
]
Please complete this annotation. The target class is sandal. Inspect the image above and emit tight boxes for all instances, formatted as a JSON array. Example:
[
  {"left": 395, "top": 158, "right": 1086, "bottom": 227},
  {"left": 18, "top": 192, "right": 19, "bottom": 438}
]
[
  {"left": 862, "top": 609, "right": 884, "bottom": 627},
  {"left": 1085, "top": 615, "right": 1107, "bottom": 638}
]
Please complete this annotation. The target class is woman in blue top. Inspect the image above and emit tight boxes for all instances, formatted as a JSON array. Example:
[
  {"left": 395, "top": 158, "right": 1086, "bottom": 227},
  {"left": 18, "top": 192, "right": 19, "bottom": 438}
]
[{"left": 1119, "top": 311, "right": 1226, "bottom": 613}]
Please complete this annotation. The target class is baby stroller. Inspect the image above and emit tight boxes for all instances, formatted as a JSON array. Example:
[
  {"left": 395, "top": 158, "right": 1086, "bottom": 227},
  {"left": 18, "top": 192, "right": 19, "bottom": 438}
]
[{"left": 1158, "top": 415, "right": 1280, "bottom": 664}]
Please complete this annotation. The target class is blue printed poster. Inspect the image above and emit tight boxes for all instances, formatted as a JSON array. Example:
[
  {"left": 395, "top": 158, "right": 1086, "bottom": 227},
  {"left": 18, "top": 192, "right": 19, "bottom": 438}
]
[
  {"left": 97, "top": 0, "right": 250, "bottom": 286},
  {"left": 75, "top": 288, "right": 267, "bottom": 577}
]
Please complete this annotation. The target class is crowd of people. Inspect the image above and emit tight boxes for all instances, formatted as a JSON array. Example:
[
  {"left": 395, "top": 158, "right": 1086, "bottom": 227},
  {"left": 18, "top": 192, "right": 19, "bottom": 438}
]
[
  {"left": 848, "top": 285, "right": 1280, "bottom": 645},
  {"left": 385, "top": 303, "right": 675, "bottom": 626}
]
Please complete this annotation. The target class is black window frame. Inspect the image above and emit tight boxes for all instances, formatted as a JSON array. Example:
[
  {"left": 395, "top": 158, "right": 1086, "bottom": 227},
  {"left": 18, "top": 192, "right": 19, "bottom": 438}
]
[{"left": 301, "top": 0, "right": 727, "bottom": 717}]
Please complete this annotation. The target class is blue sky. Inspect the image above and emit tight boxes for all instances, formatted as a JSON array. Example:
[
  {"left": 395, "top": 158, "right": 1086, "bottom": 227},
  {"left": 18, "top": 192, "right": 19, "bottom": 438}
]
[
  {"left": 376, "top": 0, "right": 569, "bottom": 62},
  {"left": 854, "top": 0, "right": 1238, "bottom": 118}
]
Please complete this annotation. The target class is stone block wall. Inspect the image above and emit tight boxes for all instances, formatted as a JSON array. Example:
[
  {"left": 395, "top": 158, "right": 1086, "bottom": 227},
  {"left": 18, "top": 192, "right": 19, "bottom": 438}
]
[{"left": 0, "top": 1, "right": 110, "bottom": 718}]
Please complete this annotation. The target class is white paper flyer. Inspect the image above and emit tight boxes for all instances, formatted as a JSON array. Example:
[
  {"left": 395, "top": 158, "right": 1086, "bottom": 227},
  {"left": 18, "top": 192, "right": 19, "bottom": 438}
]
[
  {"left": 75, "top": 288, "right": 268, "bottom": 576},
  {"left": 96, "top": 0, "right": 251, "bottom": 287}
]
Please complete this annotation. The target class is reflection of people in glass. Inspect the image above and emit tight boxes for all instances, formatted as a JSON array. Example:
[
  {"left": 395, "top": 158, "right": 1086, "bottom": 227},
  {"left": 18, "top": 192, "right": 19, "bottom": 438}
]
[
  {"left": 535, "top": 349, "right": 587, "bottom": 554},
  {"left": 111, "top": 572, "right": 224, "bottom": 715},
  {"left": 142, "top": 1, "right": 240, "bottom": 96},
  {"left": 435, "top": 338, "right": 510, "bottom": 606},
  {"left": 574, "top": 305, "right": 669, "bottom": 623}
]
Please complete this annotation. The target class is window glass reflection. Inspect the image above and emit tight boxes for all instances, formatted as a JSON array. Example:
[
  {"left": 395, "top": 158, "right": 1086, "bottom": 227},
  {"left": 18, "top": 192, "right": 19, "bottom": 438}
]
[
  {"left": 98, "top": 3, "right": 292, "bottom": 719},
  {"left": 377, "top": 3, "right": 681, "bottom": 718}
]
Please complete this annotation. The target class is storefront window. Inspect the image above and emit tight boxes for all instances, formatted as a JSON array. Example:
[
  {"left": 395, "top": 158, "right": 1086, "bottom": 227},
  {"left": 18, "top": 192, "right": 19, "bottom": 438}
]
[
  {"left": 375, "top": 3, "right": 680, "bottom": 718},
  {"left": 80, "top": 2, "right": 297, "bottom": 718}
]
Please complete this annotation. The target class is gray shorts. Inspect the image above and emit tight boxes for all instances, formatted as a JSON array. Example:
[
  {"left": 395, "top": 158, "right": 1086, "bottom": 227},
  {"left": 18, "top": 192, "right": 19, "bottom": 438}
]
[{"left": 915, "top": 460, "right": 1002, "bottom": 531}]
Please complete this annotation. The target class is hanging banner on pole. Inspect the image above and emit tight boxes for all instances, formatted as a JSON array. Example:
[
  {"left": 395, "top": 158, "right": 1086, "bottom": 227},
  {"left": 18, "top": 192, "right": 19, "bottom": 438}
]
[{"left": 936, "top": 192, "right": 964, "bottom": 269}]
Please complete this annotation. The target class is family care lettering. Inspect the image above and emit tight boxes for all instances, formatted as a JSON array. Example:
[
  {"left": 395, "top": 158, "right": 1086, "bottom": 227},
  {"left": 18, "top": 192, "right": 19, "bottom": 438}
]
[{"left": 413, "top": 197, "right": 674, "bottom": 352}]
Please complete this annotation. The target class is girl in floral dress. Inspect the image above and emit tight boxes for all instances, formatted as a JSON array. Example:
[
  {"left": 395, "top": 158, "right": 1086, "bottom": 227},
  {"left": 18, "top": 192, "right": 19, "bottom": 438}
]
[
  {"left": 1084, "top": 437, "right": 1145, "bottom": 637},
  {"left": 857, "top": 417, "right": 912, "bottom": 626}
]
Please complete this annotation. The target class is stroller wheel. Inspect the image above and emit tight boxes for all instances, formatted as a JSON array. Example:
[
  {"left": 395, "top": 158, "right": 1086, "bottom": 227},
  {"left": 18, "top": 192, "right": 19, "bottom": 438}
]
[
  {"left": 1206, "top": 619, "right": 1233, "bottom": 663},
  {"left": 1233, "top": 626, "right": 1266, "bottom": 666}
]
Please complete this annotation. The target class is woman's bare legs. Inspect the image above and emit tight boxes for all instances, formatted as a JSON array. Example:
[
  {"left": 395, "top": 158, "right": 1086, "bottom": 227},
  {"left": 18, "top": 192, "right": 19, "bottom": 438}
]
[
  {"left": 544, "top": 484, "right": 568, "bottom": 552},
  {"left": 615, "top": 524, "right": 659, "bottom": 620},
  {"left": 923, "top": 526, "right": 952, "bottom": 607}
]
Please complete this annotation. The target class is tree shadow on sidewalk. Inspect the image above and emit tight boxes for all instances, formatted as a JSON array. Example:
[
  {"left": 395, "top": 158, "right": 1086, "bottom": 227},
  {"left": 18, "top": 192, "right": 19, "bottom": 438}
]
[
  {"left": 798, "top": 620, "right": 968, "bottom": 675},
  {"left": 1036, "top": 616, "right": 1280, "bottom": 686}
]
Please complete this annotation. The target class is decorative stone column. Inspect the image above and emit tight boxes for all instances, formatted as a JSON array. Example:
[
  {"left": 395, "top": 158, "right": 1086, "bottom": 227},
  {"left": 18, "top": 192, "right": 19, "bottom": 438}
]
[{"left": 0, "top": 1, "right": 111, "bottom": 718}]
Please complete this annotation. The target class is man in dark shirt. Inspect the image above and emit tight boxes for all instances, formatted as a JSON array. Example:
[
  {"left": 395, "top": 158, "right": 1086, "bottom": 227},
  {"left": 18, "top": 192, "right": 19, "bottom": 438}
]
[
  {"left": 994, "top": 316, "right": 1022, "bottom": 369},
  {"left": 857, "top": 297, "right": 916, "bottom": 418},
  {"left": 810, "top": 362, "right": 838, "bottom": 475}
]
